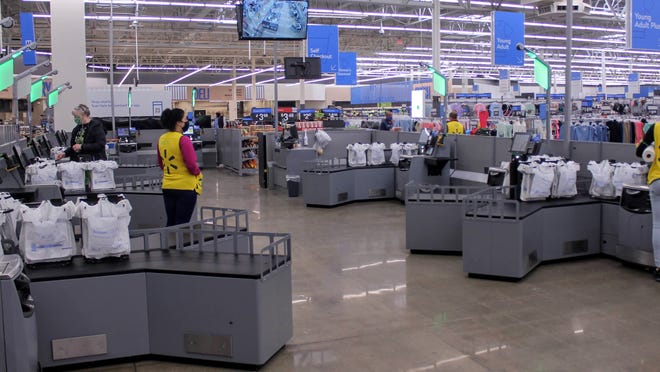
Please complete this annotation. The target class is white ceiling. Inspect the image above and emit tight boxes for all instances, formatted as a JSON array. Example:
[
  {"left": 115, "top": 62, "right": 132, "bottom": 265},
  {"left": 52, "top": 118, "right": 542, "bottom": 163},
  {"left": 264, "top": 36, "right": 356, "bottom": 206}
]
[{"left": 1, "top": 0, "right": 658, "bottom": 86}]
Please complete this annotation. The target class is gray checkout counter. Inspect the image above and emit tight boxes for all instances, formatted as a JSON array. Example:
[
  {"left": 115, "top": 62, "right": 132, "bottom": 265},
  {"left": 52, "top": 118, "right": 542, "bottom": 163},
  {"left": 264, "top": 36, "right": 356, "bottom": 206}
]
[
  {"left": 270, "top": 147, "right": 317, "bottom": 194},
  {"left": 395, "top": 143, "right": 451, "bottom": 201},
  {"left": 302, "top": 162, "right": 396, "bottom": 207},
  {"left": 405, "top": 184, "right": 486, "bottom": 254},
  {"left": 25, "top": 229, "right": 292, "bottom": 370},
  {"left": 462, "top": 187, "right": 602, "bottom": 279}
]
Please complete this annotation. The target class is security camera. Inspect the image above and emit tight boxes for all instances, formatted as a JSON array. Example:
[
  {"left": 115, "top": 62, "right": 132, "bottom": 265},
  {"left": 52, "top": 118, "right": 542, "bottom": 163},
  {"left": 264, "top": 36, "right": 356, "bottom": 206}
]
[
  {"left": 516, "top": 43, "right": 524, "bottom": 51},
  {"left": 0, "top": 17, "right": 14, "bottom": 28},
  {"left": 378, "top": 27, "right": 385, "bottom": 35}
]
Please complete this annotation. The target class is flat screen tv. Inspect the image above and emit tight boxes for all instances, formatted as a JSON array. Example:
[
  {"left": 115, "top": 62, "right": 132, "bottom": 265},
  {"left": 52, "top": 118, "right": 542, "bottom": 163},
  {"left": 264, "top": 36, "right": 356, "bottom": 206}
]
[
  {"left": 238, "top": 0, "right": 308, "bottom": 40},
  {"left": 284, "top": 57, "right": 322, "bottom": 79}
]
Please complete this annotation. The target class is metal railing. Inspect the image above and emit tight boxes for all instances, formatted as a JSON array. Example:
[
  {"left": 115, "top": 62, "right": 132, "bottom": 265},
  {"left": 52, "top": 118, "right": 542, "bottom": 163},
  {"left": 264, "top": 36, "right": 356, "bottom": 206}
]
[
  {"left": 405, "top": 183, "right": 488, "bottom": 203},
  {"left": 463, "top": 186, "right": 522, "bottom": 221}
]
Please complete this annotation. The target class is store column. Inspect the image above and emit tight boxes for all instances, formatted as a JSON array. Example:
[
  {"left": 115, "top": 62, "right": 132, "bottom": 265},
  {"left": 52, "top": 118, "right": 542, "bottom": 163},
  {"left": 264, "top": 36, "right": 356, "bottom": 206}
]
[
  {"left": 51, "top": 0, "right": 88, "bottom": 131},
  {"left": 230, "top": 61, "right": 238, "bottom": 120}
]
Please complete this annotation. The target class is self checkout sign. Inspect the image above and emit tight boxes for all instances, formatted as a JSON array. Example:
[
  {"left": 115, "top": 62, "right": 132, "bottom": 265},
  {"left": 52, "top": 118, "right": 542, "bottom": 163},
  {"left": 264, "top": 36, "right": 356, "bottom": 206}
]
[{"left": 251, "top": 108, "right": 272, "bottom": 122}]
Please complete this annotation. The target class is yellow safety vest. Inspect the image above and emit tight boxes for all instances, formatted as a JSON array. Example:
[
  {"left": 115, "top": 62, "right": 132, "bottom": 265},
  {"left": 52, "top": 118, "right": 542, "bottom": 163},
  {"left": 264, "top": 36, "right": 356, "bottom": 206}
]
[
  {"left": 648, "top": 124, "right": 660, "bottom": 185},
  {"left": 158, "top": 131, "right": 202, "bottom": 194}
]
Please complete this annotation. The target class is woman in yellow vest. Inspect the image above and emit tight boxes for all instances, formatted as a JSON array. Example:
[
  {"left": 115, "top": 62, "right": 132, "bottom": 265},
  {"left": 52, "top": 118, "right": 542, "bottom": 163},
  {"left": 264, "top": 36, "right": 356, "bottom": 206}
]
[
  {"left": 636, "top": 123, "right": 660, "bottom": 282},
  {"left": 158, "top": 108, "right": 203, "bottom": 226}
]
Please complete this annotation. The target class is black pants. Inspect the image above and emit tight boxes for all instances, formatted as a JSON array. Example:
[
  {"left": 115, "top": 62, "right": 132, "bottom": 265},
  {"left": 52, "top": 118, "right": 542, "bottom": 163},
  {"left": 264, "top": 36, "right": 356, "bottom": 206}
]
[{"left": 162, "top": 189, "right": 197, "bottom": 226}]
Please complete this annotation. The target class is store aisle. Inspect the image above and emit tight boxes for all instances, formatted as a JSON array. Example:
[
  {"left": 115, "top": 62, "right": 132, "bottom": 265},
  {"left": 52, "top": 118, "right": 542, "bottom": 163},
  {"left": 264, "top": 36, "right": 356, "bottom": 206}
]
[{"left": 82, "top": 168, "right": 660, "bottom": 372}]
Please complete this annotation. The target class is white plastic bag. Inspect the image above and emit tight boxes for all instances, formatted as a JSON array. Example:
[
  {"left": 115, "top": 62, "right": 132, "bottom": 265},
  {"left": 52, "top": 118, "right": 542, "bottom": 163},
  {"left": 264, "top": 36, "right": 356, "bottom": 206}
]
[
  {"left": 518, "top": 162, "right": 555, "bottom": 201},
  {"left": 18, "top": 200, "right": 76, "bottom": 264},
  {"left": 587, "top": 160, "right": 616, "bottom": 198},
  {"left": 25, "top": 159, "right": 59, "bottom": 186},
  {"left": 553, "top": 161, "right": 580, "bottom": 198},
  {"left": 88, "top": 160, "right": 118, "bottom": 191},
  {"left": 57, "top": 161, "right": 87, "bottom": 191},
  {"left": 50, "top": 147, "right": 67, "bottom": 160},
  {"left": 77, "top": 197, "right": 132, "bottom": 259},
  {"left": 390, "top": 143, "right": 402, "bottom": 164},
  {"left": 368, "top": 142, "right": 386, "bottom": 166},
  {"left": 313, "top": 130, "right": 332, "bottom": 155},
  {"left": 347, "top": 143, "right": 368, "bottom": 167}
]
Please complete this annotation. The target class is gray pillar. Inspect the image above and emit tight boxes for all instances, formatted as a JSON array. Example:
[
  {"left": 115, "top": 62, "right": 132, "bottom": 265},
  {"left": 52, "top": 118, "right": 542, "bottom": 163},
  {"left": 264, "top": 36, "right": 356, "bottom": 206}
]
[
  {"left": 51, "top": 0, "right": 88, "bottom": 131},
  {"left": 564, "top": 0, "right": 573, "bottom": 155}
]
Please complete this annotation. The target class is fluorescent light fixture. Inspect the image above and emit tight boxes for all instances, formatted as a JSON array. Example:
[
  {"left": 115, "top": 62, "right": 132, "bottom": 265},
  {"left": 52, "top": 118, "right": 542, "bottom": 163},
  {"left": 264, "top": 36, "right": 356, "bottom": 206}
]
[
  {"left": 256, "top": 76, "right": 285, "bottom": 85},
  {"left": 118, "top": 64, "right": 135, "bottom": 87},
  {"left": 210, "top": 66, "right": 279, "bottom": 86},
  {"left": 166, "top": 64, "right": 211, "bottom": 86}
]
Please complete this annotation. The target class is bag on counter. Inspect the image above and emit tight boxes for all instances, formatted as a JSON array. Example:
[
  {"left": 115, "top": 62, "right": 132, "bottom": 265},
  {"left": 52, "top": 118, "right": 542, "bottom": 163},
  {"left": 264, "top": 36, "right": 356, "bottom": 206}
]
[
  {"left": 518, "top": 162, "right": 555, "bottom": 201},
  {"left": 57, "top": 161, "right": 87, "bottom": 191},
  {"left": 0, "top": 193, "right": 22, "bottom": 242},
  {"left": 389, "top": 143, "right": 402, "bottom": 164},
  {"left": 347, "top": 143, "right": 368, "bottom": 167},
  {"left": 368, "top": 142, "right": 386, "bottom": 166},
  {"left": 24, "top": 159, "right": 59, "bottom": 186},
  {"left": 552, "top": 161, "right": 580, "bottom": 198},
  {"left": 88, "top": 160, "right": 118, "bottom": 191},
  {"left": 587, "top": 160, "right": 616, "bottom": 199},
  {"left": 18, "top": 200, "right": 76, "bottom": 264},
  {"left": 77, "top": 196, "right": 132, "bottom": 259}
]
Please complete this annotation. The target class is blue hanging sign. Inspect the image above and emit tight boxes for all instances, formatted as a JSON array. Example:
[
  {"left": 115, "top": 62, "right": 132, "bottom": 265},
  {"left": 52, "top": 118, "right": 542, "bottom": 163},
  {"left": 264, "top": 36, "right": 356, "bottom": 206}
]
[
  {"left": 491, "top": 11, "right": 525, "bottom": 66},
  {"left": 472, "top": 84, "right": 479, "bottom": 92},
  {"left": 499, "top": 69, "right": 510, "bottom": 79},
  {"left": 307, "top": 25, "right": 339, "bottom": 73},
  {"left": 627, "top": 0, "right": 660, "bottom": 51},
  {"left": 336, "top": 52, "right": 357, "bottom": 86},
  {"left": 20, "top": 13, "right": 36, "bottom": 66},
  {"left": 628, "top": 73, "right": 640, "bottom": 82},
  {"left": 571, "top": 72, "right": 582, "bottom": 81}
]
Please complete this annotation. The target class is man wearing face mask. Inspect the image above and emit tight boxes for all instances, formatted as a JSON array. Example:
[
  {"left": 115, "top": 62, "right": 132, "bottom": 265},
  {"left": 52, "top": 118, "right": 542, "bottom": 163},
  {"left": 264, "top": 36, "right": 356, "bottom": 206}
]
[
  {"left": 157, "top": 108, "right": 202, "bottom": 226},
  {"left": 56, "top": 104, "right": 107, "bottom": 161}
]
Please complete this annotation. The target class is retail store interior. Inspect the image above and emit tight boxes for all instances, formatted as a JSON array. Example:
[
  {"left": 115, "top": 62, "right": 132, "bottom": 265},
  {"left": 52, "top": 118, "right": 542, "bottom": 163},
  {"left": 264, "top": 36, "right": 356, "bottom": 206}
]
[{"left": 0, "top": 0, "right": 659, "bottom": 371}]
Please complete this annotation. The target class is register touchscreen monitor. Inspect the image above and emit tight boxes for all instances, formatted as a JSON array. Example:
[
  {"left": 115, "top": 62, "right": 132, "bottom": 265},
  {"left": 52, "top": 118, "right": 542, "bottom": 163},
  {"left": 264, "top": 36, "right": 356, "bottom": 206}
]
[
  {"left": 117, "top": 127, "right": 129, "bottom": 137},
  {"left": 510, "top": 133, "right": 532, "bottom": 154}
]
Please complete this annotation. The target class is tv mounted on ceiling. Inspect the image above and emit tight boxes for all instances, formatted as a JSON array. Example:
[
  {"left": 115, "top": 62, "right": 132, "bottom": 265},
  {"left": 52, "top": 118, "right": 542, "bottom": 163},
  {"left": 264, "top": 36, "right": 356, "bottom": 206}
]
[
  {"left": 237, "top": 0, "right": 308, "bottom": 41},
  {"left": 284, "top": 57, "right": 321, "bottom": 79}
]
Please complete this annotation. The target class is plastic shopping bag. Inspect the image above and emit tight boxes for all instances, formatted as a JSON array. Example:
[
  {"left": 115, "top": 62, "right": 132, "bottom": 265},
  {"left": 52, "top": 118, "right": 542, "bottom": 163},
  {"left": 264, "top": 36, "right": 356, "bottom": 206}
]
[
  {"left": 368, "top": 143, "right": 386, "bottom": 166},
  {"left": 88, "top": 160, "right": 118, "bottom": 191},
  {"left": 553, "top": 161, "right": 580, "bottom": 198},
  {"left": 587, "top": 160, "right": 616, "bottom": 199},
  {"left": 25, "top": 159, "right": 59, "bottom": 186},
  {"left": 77, "top": 197, "right": 132, "bottom": 259},
  {"left": 57, "top": 161, "right": 87, "bottom": 191},
  {"left": 18, "top": 200, "right": 76, "bottom": 264}
]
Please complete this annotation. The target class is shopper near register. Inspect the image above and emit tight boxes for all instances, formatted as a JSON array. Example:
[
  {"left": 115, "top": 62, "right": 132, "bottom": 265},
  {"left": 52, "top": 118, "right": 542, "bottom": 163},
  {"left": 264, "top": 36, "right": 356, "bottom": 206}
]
[
  {"left": 56, "top": 104, "right": 106, "bottom": 161},
  {"left": 158, "top": 108, "right": 203, "bottom": 226},
  {"left": 636, "top": 124, "right": 660, "bottom": 282},
  {"left": 446, "top": 111, "right": 465, "bottom": 134}
]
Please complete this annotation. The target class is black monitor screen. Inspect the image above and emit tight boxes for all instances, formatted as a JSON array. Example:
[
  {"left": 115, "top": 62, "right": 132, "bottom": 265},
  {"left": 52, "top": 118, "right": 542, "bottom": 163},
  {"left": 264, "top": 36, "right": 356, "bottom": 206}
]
[
  {"left": 284, "top": 57, "right": 322, "bottom": 79},
  {"left": 117, "top": 128, "right": 129, "bottom": 137},
  {"left": 510, "top": 133, "right": 531, "bottom": 153},
  {"left": 238, "top": 0, "right": 308, "bottom": 40}
]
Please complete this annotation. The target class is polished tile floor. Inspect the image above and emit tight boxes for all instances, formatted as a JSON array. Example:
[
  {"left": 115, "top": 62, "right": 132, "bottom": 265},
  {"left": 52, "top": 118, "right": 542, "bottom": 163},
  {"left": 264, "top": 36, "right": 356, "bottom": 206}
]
[{"left": 82, "top": 168, "right": 660, "bottom": 372}]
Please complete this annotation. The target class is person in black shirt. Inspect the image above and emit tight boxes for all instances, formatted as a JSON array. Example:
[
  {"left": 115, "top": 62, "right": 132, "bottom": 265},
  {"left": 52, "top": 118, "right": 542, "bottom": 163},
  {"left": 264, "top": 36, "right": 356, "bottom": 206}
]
[{"left": 56, "top": 104, "right": 107, "bottom": 161}]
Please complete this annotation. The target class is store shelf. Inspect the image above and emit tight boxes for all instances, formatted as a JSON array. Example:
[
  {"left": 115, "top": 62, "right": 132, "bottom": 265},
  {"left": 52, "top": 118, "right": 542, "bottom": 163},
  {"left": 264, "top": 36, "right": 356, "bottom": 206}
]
[{"left": 218, "top": 128, "right": 259, "bottom": 176}]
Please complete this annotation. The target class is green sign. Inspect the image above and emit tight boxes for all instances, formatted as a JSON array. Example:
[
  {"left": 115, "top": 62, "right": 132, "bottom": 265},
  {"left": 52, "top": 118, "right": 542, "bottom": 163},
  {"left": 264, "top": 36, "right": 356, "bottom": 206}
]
[
  {"left": 48, "top": 90, "right": 59, "bottom": 107},
  {"left": 192, "top": 87, "right": 197, "bottom": 108},
  {"left": 30, "top": 80, "right": 43, "bottom": 103},
  {"left": 0, "top": 59, "right": 14, "bottom": 92},
  {"left": 128, "top": 88, "right": 132, "bottom": 108},
  {"left": 533, "top": 59, "right": 550, "bottom": 91},
  {"left": 432, "top": 73, "right": 447, "bottom": 96}
]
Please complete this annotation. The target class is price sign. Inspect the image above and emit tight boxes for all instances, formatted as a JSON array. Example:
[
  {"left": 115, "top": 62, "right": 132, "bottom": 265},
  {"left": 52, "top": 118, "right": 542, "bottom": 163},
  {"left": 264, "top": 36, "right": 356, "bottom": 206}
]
[
  {"left": 250, "top": 108, "right": 273, "bottom": 122},
  {"left": 278, "top": 111, "right": 293, "bottom": 123}
]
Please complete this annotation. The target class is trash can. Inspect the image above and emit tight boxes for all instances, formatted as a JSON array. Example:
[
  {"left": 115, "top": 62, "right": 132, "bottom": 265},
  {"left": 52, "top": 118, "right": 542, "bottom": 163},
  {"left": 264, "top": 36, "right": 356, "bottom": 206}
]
[{"left": 286, "top": 175, "right": 300, "bottom": 197}]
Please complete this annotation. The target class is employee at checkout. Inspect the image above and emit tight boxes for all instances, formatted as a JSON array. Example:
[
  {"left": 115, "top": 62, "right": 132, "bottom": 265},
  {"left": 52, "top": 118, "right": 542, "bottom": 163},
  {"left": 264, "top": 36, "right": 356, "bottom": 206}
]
[
  {"left": 446, "top": 111, "right": 465, "bottom": 135},
  {"left": 56, "top": 104, "right": 107, "bottom": 161},
  {"left": 636, "top": 124, "right": 660, "bottom": 282},
  {"left": 158, "top": 108, "right": 203, "bottom": 226}
]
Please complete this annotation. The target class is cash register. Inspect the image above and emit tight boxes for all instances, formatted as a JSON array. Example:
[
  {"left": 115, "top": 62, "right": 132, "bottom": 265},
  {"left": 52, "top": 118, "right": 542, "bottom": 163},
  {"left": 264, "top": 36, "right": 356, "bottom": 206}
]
[{"left": 117, "top": 127, "right": 138, "bottom": 153}]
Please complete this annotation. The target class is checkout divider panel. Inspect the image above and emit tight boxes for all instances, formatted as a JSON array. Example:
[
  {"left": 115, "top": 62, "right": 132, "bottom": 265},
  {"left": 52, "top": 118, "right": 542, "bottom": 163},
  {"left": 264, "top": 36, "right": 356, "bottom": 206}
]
[
  {"left": 372, "top": 130, "right": 399, "bottom": 146},
  {"left": 601, "top": 142, "right": 638, "bottom": 164},
  {"left": 570, "top": 141, "right": 602, "bottom": 180},
  {"left": 539, "top": 140, "right": 568, "bottom": 158},
  {"left": 494, "top": 137, "right": 513, "bottom": 168},
  {"left": 455, "top": 135, "right": 496, "bottom": 173},
  {"left": 398, "top": 131, "right": 420, "bottom": 144},
  {"left": 32, "top": 273, "right": 150, "bottom": 367}
]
